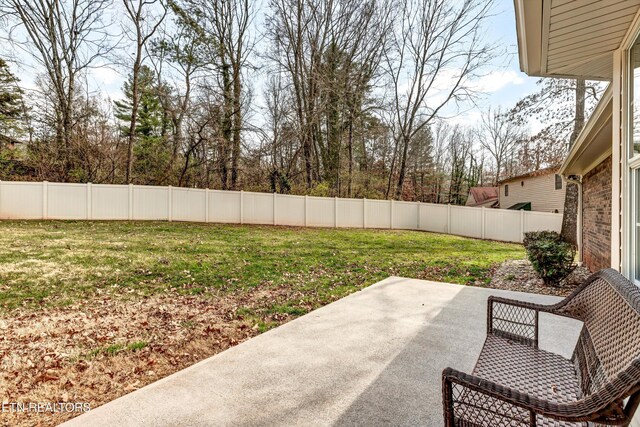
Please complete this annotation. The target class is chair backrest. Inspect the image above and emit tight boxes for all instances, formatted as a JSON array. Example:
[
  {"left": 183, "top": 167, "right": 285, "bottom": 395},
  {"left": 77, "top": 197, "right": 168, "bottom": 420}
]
[{"left": 553, "top": 269, "right": 640, "bottom": 399}]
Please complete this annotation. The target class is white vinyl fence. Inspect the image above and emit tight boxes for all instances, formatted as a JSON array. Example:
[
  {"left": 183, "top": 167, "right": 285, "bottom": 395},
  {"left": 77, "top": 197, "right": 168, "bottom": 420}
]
[{"left": 0, "top": 181, "right": 562, "bottom": 243}]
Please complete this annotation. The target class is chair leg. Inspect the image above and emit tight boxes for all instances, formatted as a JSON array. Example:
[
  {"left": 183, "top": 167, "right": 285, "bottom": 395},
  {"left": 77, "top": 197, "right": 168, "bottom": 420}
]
[{"left": 442, "top": 376, "right": 455, "bottom": 427}]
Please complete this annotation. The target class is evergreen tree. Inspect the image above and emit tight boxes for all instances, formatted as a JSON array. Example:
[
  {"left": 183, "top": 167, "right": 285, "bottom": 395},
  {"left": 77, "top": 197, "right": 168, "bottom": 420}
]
[
  {"left": 114, "top": 65, "right": 169, "bottom": 138},
  {"left": 114, "top": 65, "right": 173, "bottom": 184},
  {"left": 0, "top": 58, "right": 25, "bottom": 142}
]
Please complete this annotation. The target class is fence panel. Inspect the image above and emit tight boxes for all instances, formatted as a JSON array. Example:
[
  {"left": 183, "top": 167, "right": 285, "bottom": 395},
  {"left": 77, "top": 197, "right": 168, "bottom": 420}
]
[
  {"left": 307, "top": 196, "right": 335, "bottom": 227},
  {"left": 275, "top": 195, "right": 305, "bottom": 226},
  {"left": 485, "top": 208, "right": 522, "bottom": 242},
  {"left": 47, "top": 183, "right": 87, "bottom": 219},
  {"left": 172, "top": 188, "right": 206, "bottom": 222},
  {"left": 366, "top": 199, "right": 391, "bottom": 228},
  {"left": 243, "top": 192, "right": 274, "bottom": 225},
  {"left": 209, "top": 190, "right": 241, "bottom": 223},
  {"left": 337, "top": 198, "right": 364, "bottom": 228},
  {"left": 133, "top": 186, "right": 169, "bottom": 220},
  {"left": 91, "top": 184, "right": 129, "bottom": 220},
  {"left": 524, "top": 211, "right": 563, "bottom": 234},
  {"left": 0, "top": 181, "right": 564, "bottom": 243},
  {"left": 0, "top": 181, "right": 43, "bottom": 219},
  {"left": 450, "top": 206, "right": 482, "bottom": 239},
  {"left": 419, "top": 203, "right": 448, "bottom": 234},
  {"left": 393, "top": 201, "right": 418, "bottom": 230}
]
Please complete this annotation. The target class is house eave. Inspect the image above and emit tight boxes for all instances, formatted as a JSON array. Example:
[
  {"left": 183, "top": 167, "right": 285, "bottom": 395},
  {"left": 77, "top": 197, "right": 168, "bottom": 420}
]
[{"left": 515, "top": 0, "right": 640, "bottom": 81}]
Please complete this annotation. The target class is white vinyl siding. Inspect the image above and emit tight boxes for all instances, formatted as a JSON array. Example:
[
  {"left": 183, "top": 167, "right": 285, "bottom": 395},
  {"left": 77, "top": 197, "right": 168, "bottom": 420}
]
[
  {"left": 499, "top": 173, "right": 567, "bottom": 213},
  {"left": 543, "top": 0, "right": 640, "bottom": 79}
]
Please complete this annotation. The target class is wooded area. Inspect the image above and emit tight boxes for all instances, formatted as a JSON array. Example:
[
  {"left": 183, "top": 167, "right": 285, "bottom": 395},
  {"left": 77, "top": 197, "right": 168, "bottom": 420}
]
[{"left": 0, "top": 0, "right": 603, "bottom": 203}]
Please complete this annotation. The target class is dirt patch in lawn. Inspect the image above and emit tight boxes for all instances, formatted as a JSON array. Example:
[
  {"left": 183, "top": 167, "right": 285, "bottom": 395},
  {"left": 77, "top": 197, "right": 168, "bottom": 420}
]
[
  {"left": 490, "top": 259, "right": 592, "bottom": 297},
  {"left": 0, "top": 286, "right": 319, "bottom": 427}
]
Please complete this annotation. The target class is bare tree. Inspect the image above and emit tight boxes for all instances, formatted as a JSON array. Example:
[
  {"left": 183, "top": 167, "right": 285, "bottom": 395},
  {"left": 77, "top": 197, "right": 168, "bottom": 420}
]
[
  {"left": 477, "top": 107, "right": 524, "bottom": 185},
  {"left": 267, "top": 0, "right": 392, "bottom": 195},
  {"left": 385, "top": 0, "right": 495, "bottom": 199},
  {"left": 1, "top": 0, "right": 113, "bottom": 179},
  {"left": 120, "top": 0, "right": 167, "bottom": 183},
  {"left": 174, "top": 0, "right": 255, "bottom": 190},
  {"left": 267, "top": 0, "right": 332, "bottom": 189}
]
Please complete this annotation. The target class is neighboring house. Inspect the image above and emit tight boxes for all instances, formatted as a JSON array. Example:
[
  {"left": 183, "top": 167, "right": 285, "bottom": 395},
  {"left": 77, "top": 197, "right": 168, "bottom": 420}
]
[
  {"left": 514, "top": 0, "right": 640, "bottom": 286},
  {"left": 0, "top": 135, "right": 21, "bottom": 150},
  {"left": 465, "top": 187, "right": 498, "bottom": 208},
  {"left": 498, "top": 168, "right": 566, "bottom": 213}
]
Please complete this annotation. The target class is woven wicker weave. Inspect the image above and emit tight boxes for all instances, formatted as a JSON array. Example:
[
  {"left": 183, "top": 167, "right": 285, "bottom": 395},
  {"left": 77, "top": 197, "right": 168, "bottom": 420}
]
[{"left": 442, "top": 269, "right": 640, "bottom": 426}]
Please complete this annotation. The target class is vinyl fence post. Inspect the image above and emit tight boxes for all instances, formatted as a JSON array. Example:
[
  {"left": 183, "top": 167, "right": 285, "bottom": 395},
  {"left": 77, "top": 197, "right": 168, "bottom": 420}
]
[
  {"left": 447, "top": 204, "right": 451, "bottom": 234},
  {"left": 390, "top": 199, "right": 394, "bottom": 229},
  {"left": 240, "top": 190, "right": 244, "bottom": 225},
  {"left": 168, "top": 186, "right": 173, "bottom": 222},
  {"left": 481, "top": 206, "right": 486, "bottom": 240},
  {"left": 128, "top": 184, "right": 133, "bottom": 220},
  {"left": 205, "top": 189, "right": 210, "bottom": 223},
  {"left": 43, "top": 181, "right": 48, "bottom": 220},
  {"left": 363, "top": 198, "right": 367, "bottom": 229},
  {"left": 87, "top": 183, "right": 92, "bottom": 220},
  {"left": 334, "top": 196, "right": 338, "bottom": 228},
  {"left": 417, "top": 201, "right": 421, "bottom": 230},
  {"left": 304, "top": 195, "right": 308, "bottom": 227},
  {"left": 273, "top": 192, "right": 277, "bottom": 226},
  {"left": 520, "top": 209, "right": 525, "bottom": 242}
]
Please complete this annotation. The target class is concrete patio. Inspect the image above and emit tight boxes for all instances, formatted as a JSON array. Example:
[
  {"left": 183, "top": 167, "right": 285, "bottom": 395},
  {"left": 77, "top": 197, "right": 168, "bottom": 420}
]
[{"left": 62, "top": 277, "right": 582, "bottom": 427}]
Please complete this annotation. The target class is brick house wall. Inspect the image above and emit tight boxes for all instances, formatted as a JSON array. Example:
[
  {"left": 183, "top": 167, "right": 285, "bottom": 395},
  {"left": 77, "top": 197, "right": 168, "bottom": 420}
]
[{"left": 581, "top": 156, "right": 612, "bottom": 272}]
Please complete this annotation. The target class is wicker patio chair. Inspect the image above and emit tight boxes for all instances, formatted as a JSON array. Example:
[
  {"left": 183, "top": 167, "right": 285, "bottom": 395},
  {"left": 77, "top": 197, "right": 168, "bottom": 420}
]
[{"left": 442, "top": 268, "right": 640, "bottom": 426}]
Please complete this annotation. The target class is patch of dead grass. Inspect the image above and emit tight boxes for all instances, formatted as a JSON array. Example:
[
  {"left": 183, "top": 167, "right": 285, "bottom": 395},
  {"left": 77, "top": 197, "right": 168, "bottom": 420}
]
[{"left": 0, "top": 284, "right": 323, "bottom": 426}]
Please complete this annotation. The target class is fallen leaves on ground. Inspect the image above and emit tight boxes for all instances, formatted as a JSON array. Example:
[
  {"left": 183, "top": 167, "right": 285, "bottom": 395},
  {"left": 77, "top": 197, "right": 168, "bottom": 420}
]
[{"left": 0, "top": 285, "right": 316, "bottom": 427}]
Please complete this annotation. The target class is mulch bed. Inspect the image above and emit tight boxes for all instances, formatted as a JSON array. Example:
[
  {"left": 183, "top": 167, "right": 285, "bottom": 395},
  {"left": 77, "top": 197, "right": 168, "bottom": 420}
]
[{"left": 489, "top": 259, "right": 591, "bottom": 297}]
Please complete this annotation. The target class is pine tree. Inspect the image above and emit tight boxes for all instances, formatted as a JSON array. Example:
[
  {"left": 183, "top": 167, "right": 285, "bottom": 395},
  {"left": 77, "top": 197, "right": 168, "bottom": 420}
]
[
  {"left": 114, "top": 65, "right": 169, "bottom": 138},
  {"left": 0, "top": 58, "right": 25, "bottom": 142},
  {"left": 114, "top": 65, "right": 173, "bottom": 184}
]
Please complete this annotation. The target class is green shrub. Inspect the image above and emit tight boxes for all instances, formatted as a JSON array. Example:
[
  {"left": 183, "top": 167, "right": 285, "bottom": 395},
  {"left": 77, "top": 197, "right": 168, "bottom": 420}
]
[
  {"left": 308, "top": 181, "right": 330, "bottom": 197},
  {"left": 523, "top": 231, "right": 576, "bottom": 286}
]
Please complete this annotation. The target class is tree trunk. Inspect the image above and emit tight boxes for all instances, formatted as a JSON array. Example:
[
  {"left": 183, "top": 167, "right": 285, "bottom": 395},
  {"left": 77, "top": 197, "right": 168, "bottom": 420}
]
[
  {"left": 394, "top": 135, "right": 410, "bottom": 200},
  {"left": 230, "top": 64, "right": 242, "bottom": 190},
  {"left": 220, "top": 63, "right": 233, "bottom": 190},
  {"left": 347, "top": 120, "right": 353, "bottom": 198},
  {"left": 126, "top": 47, "right": 142, "bottom": 184},
  {"left": 561, "top": 79, "right": 586, "bottom": 246}
]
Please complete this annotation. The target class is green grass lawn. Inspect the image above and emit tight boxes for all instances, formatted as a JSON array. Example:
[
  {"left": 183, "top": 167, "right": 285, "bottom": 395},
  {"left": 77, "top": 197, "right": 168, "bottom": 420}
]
[{"left": 0, "top": 221, "right": 525, "bottom": 311}]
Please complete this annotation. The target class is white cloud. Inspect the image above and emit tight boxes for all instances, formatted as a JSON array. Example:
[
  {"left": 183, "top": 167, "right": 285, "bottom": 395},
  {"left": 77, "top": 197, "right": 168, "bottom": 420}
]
[
  {"left": 468, "top": 69, "right": 524, "bottom": 93},
  {"left": 89, "top": 65, "right": 120, "bottom": 86}
]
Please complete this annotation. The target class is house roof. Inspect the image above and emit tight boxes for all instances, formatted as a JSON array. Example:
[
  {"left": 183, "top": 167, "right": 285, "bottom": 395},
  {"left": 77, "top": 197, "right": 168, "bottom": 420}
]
[
  {"left": 514, "top": 0, "right": 640, "bottom": 80},
  {"left": 0, "top": 134, "right": 23, "bottom": 145},
  {"left": 467, "top": 187, "right": 499, "bottom": 206},
  {"left": 498, "top": 167, "right": 559, "bottom": 185},
  {"left": 560, "top": 85, "right": 612, "bottom": 176}
]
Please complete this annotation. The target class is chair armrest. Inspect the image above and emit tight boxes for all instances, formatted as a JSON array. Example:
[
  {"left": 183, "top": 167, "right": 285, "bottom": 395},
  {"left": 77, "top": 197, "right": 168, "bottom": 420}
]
[
  {"left": 442, "top": 368, "right": 625, "bottom": 426},
  {"left": 487, "top": 296, "right": 551, "bottom": 347}
]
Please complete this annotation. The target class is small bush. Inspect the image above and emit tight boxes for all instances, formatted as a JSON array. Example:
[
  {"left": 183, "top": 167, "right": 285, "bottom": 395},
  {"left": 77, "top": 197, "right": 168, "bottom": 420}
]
[
  {"left": 523, "top": 231, "right": 576, "bottom": 286},
  {"left": 308, "top": 181, "right": 330, "bottom": 197}
]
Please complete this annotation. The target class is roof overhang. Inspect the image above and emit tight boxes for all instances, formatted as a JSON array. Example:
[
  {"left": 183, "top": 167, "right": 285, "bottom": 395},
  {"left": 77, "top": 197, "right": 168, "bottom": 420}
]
[
  {"left": 560, "top": 85, "right": 612, "bottom": 176},
  {"left": 515, "top": 0, "right": 640, "bottom": 81}
]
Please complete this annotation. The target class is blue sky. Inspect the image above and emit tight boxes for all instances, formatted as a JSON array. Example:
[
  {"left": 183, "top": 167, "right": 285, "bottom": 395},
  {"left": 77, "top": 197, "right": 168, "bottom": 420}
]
[{"left": 484, "top": 0, "right": 540, "bottom": 108}]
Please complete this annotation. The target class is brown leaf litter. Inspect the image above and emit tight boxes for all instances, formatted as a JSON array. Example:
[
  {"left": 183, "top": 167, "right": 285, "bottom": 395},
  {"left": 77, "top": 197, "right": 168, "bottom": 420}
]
[{"left": 0, "top": 286, "right": 309, "bottom": 427}]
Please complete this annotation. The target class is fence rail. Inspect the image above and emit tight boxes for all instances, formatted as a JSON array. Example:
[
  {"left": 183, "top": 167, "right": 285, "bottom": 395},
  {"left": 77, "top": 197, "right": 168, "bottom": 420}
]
[{"left": 0, "top": 181, "right": 562, "bottom": 243}]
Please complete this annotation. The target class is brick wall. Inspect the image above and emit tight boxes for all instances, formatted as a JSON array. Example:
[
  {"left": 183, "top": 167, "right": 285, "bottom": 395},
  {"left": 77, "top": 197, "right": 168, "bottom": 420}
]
[{"left": 582, "top": 156, "right": 612, "bottom": 272}]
